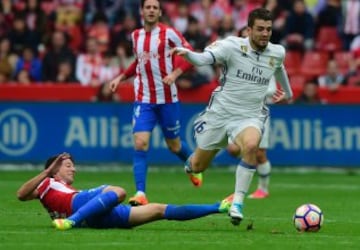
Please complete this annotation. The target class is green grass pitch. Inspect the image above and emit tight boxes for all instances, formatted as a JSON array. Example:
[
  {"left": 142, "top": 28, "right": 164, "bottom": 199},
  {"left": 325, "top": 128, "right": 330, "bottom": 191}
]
[{"left": 1, "top": 167, "right": 360, "bottom": 250}]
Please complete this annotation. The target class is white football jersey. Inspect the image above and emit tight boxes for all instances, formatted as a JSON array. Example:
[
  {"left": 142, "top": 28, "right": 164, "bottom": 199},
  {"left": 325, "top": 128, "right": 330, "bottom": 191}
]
[{"left": 205, "top": 36, "right": 286, "bottom": 120}]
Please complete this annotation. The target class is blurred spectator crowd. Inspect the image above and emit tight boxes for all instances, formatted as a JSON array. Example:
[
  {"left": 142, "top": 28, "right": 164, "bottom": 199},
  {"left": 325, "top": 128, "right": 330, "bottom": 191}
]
[{"left": 0, "top": 0, "right": 360, "bottom": 98}]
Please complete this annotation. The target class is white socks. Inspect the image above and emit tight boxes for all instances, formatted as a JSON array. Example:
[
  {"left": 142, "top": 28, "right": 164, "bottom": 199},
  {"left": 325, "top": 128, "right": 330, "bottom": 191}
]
[
  {"left": 136, "top": 191, "right": 146, "bottom": 196},
  {"left": 233, "top": 163, "right": 256, "bottom": 204},
  {"left": 256, "top": 161, "right": 271, "bottom": 192}
]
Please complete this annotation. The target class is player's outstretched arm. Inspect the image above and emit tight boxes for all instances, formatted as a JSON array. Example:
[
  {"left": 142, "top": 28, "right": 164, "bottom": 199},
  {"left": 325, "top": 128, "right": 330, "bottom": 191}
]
[
  {"left": 171, "top": 48, "right": 214, "bottom": 66},
  {"left": 16, "top": 153, "right": 69, "bottom": 201}
]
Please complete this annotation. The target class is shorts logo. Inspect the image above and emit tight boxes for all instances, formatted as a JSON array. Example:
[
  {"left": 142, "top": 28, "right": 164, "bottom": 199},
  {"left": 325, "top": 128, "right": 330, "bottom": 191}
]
[
  {"left": 134, "top": 105, "right": 141, "bottom": 118},
  {"left": 0, "top": 109, "right": 37, "bottom": 156}
]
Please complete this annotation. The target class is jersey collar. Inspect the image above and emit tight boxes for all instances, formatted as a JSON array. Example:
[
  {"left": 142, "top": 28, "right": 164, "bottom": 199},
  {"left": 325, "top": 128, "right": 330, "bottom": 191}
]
[{"left": 244, "top": 37, "right": 269, "bottom": 54}]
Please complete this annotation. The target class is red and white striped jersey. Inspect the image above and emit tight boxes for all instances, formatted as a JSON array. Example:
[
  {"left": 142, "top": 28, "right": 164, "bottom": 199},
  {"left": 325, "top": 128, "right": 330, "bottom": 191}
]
[
  {"left": 128, "top": 23, "right": 192, "bottom": 104},
  {"left": 37, "top": 177, "right": 78, "bottom": 219}
]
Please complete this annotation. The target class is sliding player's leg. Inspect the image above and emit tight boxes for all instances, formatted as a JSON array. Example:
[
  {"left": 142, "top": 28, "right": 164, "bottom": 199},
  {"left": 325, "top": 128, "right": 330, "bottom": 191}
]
[{"left": 53, "top": 185, "right": 126, "bottom": 230}]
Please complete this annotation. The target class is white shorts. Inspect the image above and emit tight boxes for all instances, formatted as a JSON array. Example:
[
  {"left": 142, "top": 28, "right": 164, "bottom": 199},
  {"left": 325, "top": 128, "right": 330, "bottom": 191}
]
[
  {"left": 193, "top": 111, "right": 267, "bottom": 151},
  {"left": 226, "top": 115, "right": 270, "bottom": 149}
]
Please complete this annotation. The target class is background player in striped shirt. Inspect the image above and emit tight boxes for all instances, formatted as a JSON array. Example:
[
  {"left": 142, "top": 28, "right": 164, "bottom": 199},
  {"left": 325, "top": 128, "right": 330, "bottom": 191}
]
[
  {"left": 17, "top": 153, "right": 232, "bottom": 230},
  {"left": 173, "top": 8, "right": 293, "bottom": 226},
  {"left": 109, "top": 0, "right": 202, "bottom": 206}
]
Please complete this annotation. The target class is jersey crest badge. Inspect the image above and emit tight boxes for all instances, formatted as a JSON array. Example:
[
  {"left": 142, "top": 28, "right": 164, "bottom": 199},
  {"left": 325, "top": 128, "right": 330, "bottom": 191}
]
[
  {"left": 240, "top": 45, "right": 248, "bottom": 57},
  {"left": 269, "top": 57, "right": 275, "bottom": 68},
  {"left": 240, "top": 45, "right": 248, "bottom": 53}
]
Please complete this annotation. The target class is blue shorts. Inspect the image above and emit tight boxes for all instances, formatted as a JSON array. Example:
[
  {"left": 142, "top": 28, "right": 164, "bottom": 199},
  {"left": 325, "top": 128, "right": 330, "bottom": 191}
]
[
  {"left": 71, "top": 185, "right": 132, "bottom": 229},
  {"left": 85, "top": 205, "right": 132, "bottom": 229},
  {"left": 72, "top": 185, "right": 108, "bottom": 213},
  {"left": 133, "top": 102, "right": 181, "bottom": 139}
]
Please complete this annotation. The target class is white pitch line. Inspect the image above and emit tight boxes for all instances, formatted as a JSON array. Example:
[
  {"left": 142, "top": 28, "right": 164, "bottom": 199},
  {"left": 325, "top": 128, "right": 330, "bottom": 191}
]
[{"left": 1, "top": 236, "right": 359, "bottom": 247}]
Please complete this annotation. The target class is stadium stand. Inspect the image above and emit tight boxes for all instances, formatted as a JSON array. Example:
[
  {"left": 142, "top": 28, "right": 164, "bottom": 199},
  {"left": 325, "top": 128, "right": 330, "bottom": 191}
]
[
  {"left": 0, "top": 0, "right": 359, "bottom": 104},
  {"left": 284, "top": 51, "right": 302, "bottom": 76},
  {"left": 347, "top": 75, "right": 360, "bottom": 86},
  {"left": 289, "top": 74, "right": 307, "bottom": 89},
  {"left": 333, "top": 51, "right": 353, "bottom": 74},
  {"left": 300, "top": 51, "right": 330, "bottom": 80},
  {"left": 315, "top": 27, "right": 343, "bottom": 53}
]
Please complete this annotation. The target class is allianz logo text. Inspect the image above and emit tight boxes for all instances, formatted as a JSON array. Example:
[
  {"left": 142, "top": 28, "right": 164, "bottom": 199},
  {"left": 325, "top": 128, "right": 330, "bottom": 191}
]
[{"left": 0, "top": 109, "right": 37, "bottom": 156}]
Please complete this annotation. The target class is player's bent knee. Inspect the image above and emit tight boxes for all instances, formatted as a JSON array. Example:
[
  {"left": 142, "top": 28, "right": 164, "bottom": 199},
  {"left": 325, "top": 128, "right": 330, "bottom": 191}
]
[
  {"left": 155, "top": 204, "right": 167, "bottom": 217},
  {"left": 134, "top": 137, "right": 149, "bottom": 150},
  {"left": 242, "top": 141, "right": 259, "bottom": 155},
  {"left": 146, "top": 203, "right": 166, "bottom": 218},
  {"left": 104, "top": 186, "right": 127, "bottom": 202},
  {"left": 227, "top": 144, "right": 241, "bottom": 157}
]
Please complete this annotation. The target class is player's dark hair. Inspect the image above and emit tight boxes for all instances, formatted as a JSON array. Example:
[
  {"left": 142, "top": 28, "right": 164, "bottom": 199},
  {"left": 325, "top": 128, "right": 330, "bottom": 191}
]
[
  {"left": 141, "top": 0, "right": 161, "bottom": 8},
  {"left": 247, "top": 8, "right": 273, "bottom": 28},
  {"left": 44, "top": 154, "right": 74, "bottom": 170}
]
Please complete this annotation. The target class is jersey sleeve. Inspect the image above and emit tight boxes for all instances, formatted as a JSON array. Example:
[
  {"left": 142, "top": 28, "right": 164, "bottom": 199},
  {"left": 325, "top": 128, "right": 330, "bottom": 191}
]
[
  {"left": 168, "top": 28, "right": 193, "bottom": 50},
  {"left": 276, "top": 45, "right": 286, "bottom": 67},
  {"left": 123, "top": 60, "right": 137, "bottom": 78},
  {"left": 266, "top": 77, "right": 277, "bottom": 97},
  {"left": 168, "top": 28, "right": 194, "bottom": 72},
  {"left": 204, "top": 37, "right": 233, "bottom": 64},
  {"left": 273, "top": 45, "right": 292, "bottom": 99},
  {"left": 36, "top": 177, "right": 50, "bottom": 199}
]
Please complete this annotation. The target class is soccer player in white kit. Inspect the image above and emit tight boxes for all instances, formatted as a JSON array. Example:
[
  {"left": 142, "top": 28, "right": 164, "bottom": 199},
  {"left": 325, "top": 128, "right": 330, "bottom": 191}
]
[{"left": 173, "top": 8, "right": 293, "bottom": 225}]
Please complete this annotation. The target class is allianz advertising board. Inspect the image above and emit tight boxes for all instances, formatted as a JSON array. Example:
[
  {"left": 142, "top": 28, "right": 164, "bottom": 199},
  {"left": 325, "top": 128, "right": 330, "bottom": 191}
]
[{"left": 0, "top": 103, "right": 359, "bottom": 167}]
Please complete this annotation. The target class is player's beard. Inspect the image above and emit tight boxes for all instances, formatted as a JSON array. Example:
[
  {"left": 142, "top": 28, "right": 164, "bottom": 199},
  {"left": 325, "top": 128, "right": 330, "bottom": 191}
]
[{"left": 253, "top": 39, "right": 268, "bottom": 51}]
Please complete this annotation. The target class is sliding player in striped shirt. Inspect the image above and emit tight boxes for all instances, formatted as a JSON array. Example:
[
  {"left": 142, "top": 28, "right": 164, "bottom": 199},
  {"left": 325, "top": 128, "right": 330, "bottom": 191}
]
[{"left": 17, "top": 153, "right": 232, "bottom": 230}]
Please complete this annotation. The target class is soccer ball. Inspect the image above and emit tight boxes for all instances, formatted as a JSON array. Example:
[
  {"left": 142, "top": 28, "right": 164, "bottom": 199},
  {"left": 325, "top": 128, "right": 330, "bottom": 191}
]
[{"left": 293, "top": 204, "right": 324, "bottom": 232}]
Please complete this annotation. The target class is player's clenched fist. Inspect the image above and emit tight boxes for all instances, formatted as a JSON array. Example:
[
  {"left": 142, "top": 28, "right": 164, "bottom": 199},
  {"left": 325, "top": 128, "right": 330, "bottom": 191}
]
[{"left": 109, "top": 74, "right": 126, "bottom": 92}]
